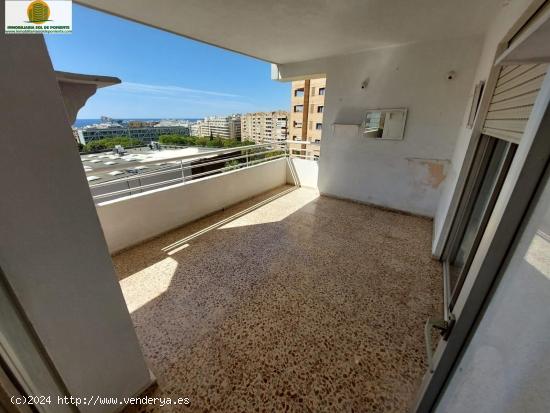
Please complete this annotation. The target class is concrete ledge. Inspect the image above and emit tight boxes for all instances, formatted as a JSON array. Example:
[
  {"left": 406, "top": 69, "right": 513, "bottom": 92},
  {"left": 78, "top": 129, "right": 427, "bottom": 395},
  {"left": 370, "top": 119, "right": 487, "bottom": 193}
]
[{"left": 96, "top": 158, "right": 287, "bottom": 254}]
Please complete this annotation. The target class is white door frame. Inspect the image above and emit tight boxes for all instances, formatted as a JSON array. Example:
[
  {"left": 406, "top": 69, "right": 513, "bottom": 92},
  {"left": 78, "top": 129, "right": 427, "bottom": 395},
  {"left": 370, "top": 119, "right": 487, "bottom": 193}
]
[{"left": 413, "top": 9, "right": 550, "bottom": 410}]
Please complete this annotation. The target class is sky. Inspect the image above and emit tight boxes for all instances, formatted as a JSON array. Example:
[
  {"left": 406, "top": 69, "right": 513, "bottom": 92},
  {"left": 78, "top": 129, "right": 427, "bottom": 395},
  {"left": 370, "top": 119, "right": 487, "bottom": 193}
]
[{"left": 45, "top": 4, "right": 290, "bottom": 119}]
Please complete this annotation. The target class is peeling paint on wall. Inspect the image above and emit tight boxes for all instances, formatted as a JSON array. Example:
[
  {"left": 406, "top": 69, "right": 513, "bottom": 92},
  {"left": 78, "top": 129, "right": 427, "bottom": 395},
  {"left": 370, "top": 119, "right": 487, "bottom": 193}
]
[{"left": 407, "top": 158, "right": 450, "bottom": 189}]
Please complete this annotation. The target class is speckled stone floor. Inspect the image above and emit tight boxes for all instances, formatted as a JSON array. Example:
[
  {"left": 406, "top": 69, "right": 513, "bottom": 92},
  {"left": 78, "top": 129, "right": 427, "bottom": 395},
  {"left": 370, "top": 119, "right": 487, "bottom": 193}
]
[{"left": 114, "top": 186, "right": 442, "bottom": 413}]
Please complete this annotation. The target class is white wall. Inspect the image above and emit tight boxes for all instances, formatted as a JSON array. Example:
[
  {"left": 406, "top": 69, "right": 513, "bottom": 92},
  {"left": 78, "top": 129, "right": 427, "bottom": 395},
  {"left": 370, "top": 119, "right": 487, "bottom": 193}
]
[
  {"left": 432, "top": 0, "right": 540, "bottom": 254},
  {"left": 0, "top": 36, "right": 151, "bottom": 412},
  {"left": 276, "top": 35, "right": 483, "bottom": 217},
  {"left": 286, "top": 157, "right": 319, "bottom": 189},
  {"left": 435, "top": 168, "right": 550, "bottom": 413},
  {"left": 97, "top": 158, "right": 287, "bottom": 253}
]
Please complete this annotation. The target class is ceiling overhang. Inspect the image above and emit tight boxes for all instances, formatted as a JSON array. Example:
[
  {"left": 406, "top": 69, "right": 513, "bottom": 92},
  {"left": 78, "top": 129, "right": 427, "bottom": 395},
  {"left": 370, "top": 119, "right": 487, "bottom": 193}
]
[{"left": 76, "top": 0, "right": 502, "bottom": 65}]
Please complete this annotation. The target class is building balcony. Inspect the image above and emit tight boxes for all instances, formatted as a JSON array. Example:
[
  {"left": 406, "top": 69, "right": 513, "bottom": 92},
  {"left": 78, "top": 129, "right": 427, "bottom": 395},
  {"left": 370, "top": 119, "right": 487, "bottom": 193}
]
[{"left": 105, "top": 158, "right": 441, "bottom": 412}]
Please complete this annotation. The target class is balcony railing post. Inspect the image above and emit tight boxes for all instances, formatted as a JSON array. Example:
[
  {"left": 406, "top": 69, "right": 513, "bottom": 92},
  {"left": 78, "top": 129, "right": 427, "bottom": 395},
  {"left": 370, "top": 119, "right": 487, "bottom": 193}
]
[{"left": 180, "top": 160, "right": 185, "bottom": 183}]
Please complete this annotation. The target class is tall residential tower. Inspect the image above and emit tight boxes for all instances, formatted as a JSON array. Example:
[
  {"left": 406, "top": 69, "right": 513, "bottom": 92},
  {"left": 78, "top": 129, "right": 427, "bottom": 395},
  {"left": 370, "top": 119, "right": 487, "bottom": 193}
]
[
  {"left": 190, "top": 115, "right": 242, "bottom": 140},
  {"left": 288, "top": 78, "right": 325, "bottom": 159},
  {"left": 241, "top": 111, "right": 289, "bottom": 146}
]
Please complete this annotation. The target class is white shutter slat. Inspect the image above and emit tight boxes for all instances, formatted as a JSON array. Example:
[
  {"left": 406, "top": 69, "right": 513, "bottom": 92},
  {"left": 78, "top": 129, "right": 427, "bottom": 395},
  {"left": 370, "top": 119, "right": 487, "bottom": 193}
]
[
  {"left": 496, "top": 64, "right": 537, "bottom": 86},
  {"left": 494, "top": 64, "right": 547, "bottom": 95},
  {"left": 486, "top": 106, "right": 533, "bottom": 120},
  {"left": 484, "top": 119, "right": 528, "bottom": 132},
  {"left": 482, "top": 64, "right": 547, "bottom": 142},
  {"left": 499, "top": 65, "right": 520, "bottom": 76},
  {"left": 487, "top": 91, "right": 539, "bottom": 111},
  {"left": 491, "top": 76, "right": 544, "bottom": 103},
  {"left": 481, "top": 128, "right": 522, "bottom": 143}
]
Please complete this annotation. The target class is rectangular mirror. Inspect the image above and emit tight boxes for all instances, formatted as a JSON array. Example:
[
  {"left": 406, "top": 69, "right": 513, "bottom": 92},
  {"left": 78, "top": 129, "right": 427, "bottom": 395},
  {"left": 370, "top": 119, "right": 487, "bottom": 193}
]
[{"left": 362, "top": 108, "right": 407, "bottom": 140}]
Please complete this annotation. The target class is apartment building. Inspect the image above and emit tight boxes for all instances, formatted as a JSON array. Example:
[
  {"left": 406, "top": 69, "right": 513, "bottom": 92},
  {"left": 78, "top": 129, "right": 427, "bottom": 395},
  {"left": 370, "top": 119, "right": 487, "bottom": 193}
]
[
  {"left": 189, "top": 122, "right": 201, "bottom": 137},
  {"left": 190, "top": 121, "right": 207, "bottom": 137},
  {"left": 76, "top": 125, "right": 190, "bottom": 144},
  {"left": 288, "top": 77, "right": 325, "bottom": 159},
  {"left": 241, "top": 111, "right": 289, "bottom": 145},
  {"left": 191, "top": 115, "right": 242, "bottom": 139}
]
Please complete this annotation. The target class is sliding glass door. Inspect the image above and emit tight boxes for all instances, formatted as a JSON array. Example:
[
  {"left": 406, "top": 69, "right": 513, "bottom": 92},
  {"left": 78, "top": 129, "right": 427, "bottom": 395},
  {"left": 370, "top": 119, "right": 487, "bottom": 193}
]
[{"left": 444, "top": 135, "right": 517, "bottom": 313}]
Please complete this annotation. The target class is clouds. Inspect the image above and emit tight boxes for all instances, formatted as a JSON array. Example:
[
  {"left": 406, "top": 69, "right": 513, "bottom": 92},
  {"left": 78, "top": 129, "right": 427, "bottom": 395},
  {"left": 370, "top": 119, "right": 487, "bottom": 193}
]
[
  {"left": 113, "top": 82, "right": 244, "bottom": 99},
  {"left": 80, "top": 81, "right": 262, "bottom": 118},
  {"left": 48, "top": 4, "right": 291, "bottom": 120}
]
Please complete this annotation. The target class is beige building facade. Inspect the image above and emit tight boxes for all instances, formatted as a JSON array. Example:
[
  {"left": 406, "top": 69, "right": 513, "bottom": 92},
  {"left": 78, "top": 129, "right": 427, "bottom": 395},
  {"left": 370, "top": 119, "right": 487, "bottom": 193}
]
[
  {"left": 190, "top": 115, "right": 241, "bottom": 140},
  {"left": 288, "top": 77, "right": 325, "bottom": 159},
  {"left": 241, "top": 111, "right": 289, "bottom": 146}
]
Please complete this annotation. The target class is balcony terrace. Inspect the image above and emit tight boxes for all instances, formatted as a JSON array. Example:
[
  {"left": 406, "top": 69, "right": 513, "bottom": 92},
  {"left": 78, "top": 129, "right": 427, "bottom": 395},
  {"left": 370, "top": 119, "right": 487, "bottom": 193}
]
[
  {"left": 4, "top": 2, "right": 550, "bottom": 412},
  {"left": 114, "top": 183, "right": 441, "bottom": 412}
]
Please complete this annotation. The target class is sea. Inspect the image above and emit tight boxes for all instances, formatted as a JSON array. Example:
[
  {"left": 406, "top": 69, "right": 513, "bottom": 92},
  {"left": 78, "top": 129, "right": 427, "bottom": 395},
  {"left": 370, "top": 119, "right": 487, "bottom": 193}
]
[{"left": 73, "top": 118, "right": 201, "bottom": 128}]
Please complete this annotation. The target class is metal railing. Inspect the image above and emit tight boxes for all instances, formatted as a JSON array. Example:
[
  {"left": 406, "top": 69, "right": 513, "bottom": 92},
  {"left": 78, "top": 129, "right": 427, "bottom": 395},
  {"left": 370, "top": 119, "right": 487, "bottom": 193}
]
[{"left": 90, "top": 143, "right": 287, "bottom": 202}]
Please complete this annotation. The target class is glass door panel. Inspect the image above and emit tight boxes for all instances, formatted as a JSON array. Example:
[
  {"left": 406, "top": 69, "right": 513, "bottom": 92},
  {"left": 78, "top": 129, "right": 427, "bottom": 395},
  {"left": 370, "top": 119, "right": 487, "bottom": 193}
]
[{"left": 444, "top": 136, "right": 517, "bottom": 312}]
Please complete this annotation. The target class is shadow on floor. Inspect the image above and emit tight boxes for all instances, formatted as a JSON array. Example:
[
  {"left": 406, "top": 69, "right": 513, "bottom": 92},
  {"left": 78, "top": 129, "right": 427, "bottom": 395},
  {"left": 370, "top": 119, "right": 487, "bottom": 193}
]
[{"left": 115, "top": 185, "right": 442, "bottom": 413}]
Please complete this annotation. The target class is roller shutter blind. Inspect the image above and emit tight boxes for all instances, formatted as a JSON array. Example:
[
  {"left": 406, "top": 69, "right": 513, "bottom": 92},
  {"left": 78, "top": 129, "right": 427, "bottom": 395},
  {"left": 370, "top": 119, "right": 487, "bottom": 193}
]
[{"left": 483, "top": 63, "right": 548, "bottom": 142}]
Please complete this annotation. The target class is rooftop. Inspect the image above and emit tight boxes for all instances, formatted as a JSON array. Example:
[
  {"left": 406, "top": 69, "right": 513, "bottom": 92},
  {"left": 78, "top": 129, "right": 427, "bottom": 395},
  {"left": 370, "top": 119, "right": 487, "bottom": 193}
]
[{"left": 81, "top": 146, "right": 219, "bottom": 184}]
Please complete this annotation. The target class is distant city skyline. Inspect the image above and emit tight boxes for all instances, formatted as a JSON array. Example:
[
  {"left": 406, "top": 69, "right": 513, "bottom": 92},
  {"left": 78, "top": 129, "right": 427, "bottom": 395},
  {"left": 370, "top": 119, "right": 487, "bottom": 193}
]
[{"left": 45, "top": 4, "right": 290, "bottom": 119}]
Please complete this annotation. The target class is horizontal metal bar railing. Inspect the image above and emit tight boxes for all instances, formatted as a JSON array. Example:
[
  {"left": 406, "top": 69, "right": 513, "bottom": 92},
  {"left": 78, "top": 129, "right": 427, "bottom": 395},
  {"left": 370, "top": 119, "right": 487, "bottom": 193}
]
[
  {"left": 89, "top": 147, "right": 282, "bottom": 189},
  {"left": 85, "top": 143, "right": 274, "bottom": 176},
  {"left": 92, "top": 155, "right": 286, "bottom": 201},
  {"left": 91, "top": 145, "right": 286, "bottom": 201}
]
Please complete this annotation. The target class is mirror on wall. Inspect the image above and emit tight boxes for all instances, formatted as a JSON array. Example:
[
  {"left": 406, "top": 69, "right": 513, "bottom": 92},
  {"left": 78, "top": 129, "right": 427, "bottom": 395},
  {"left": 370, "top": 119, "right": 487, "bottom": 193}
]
[{"left": 362, "top": 108, "right": 408, "bottom": 140}]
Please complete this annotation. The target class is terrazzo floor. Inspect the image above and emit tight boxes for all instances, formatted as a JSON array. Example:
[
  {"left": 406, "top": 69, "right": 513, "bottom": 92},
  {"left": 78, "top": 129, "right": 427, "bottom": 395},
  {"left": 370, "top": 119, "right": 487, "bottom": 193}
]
[{"left": 114, "top": 185, "right": 442, "bottom": 413}]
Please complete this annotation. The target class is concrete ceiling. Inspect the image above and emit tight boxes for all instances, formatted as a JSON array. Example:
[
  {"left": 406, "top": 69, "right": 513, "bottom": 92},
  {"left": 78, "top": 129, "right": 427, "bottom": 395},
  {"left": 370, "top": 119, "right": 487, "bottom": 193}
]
[{"left": 76, "top": 0, "right": 504, "bottom": 64}]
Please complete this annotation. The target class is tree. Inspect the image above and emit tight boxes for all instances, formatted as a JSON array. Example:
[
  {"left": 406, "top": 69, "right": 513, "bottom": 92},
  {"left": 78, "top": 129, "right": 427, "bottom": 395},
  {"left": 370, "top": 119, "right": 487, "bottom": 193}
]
[
  {"left": 82, "top": 136, "right": 141, "bottom": 153},
  {"left": 224, "top": 159, "right": 240, "bottom": 170},
  {"left": 158, "top": 134, "right": 256, "bottom": 150}
]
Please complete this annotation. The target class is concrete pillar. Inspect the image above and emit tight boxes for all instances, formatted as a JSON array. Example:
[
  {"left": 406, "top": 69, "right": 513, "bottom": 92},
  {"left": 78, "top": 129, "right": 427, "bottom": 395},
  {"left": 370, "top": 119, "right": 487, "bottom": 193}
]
[{"left": 0, "top": 35, "right": 152, "bottom": 412}]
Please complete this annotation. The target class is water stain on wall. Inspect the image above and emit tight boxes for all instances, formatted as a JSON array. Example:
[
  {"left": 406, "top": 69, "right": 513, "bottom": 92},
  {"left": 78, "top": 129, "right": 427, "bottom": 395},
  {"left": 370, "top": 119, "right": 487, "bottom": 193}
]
[{"left": 407, "top": 158, "right": 450, "bottom": 189}]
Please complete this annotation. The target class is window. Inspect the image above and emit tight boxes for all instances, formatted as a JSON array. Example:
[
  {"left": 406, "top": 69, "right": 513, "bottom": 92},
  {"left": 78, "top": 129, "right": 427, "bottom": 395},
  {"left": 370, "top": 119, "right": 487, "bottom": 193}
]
[
  {"left": 317, "top": 106, "right": 324, "bottom": 113},
  {"left": 310, "top": 87, "right": 315, "bottom": 96},
  {"left": 316, "top": 123, "right": 323, "bottom": 130},
  {"left": 319, "top": 87, "right": 325, "bottom": 96},
  {"left": 294, "top": 88, "right": 304, "bottom": 97},
  {"left": 294, "top": 105, "right": 303, "bottom": 113},
  {"left": 293, "top": 121, "right": 302, "bottom": 128}
]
